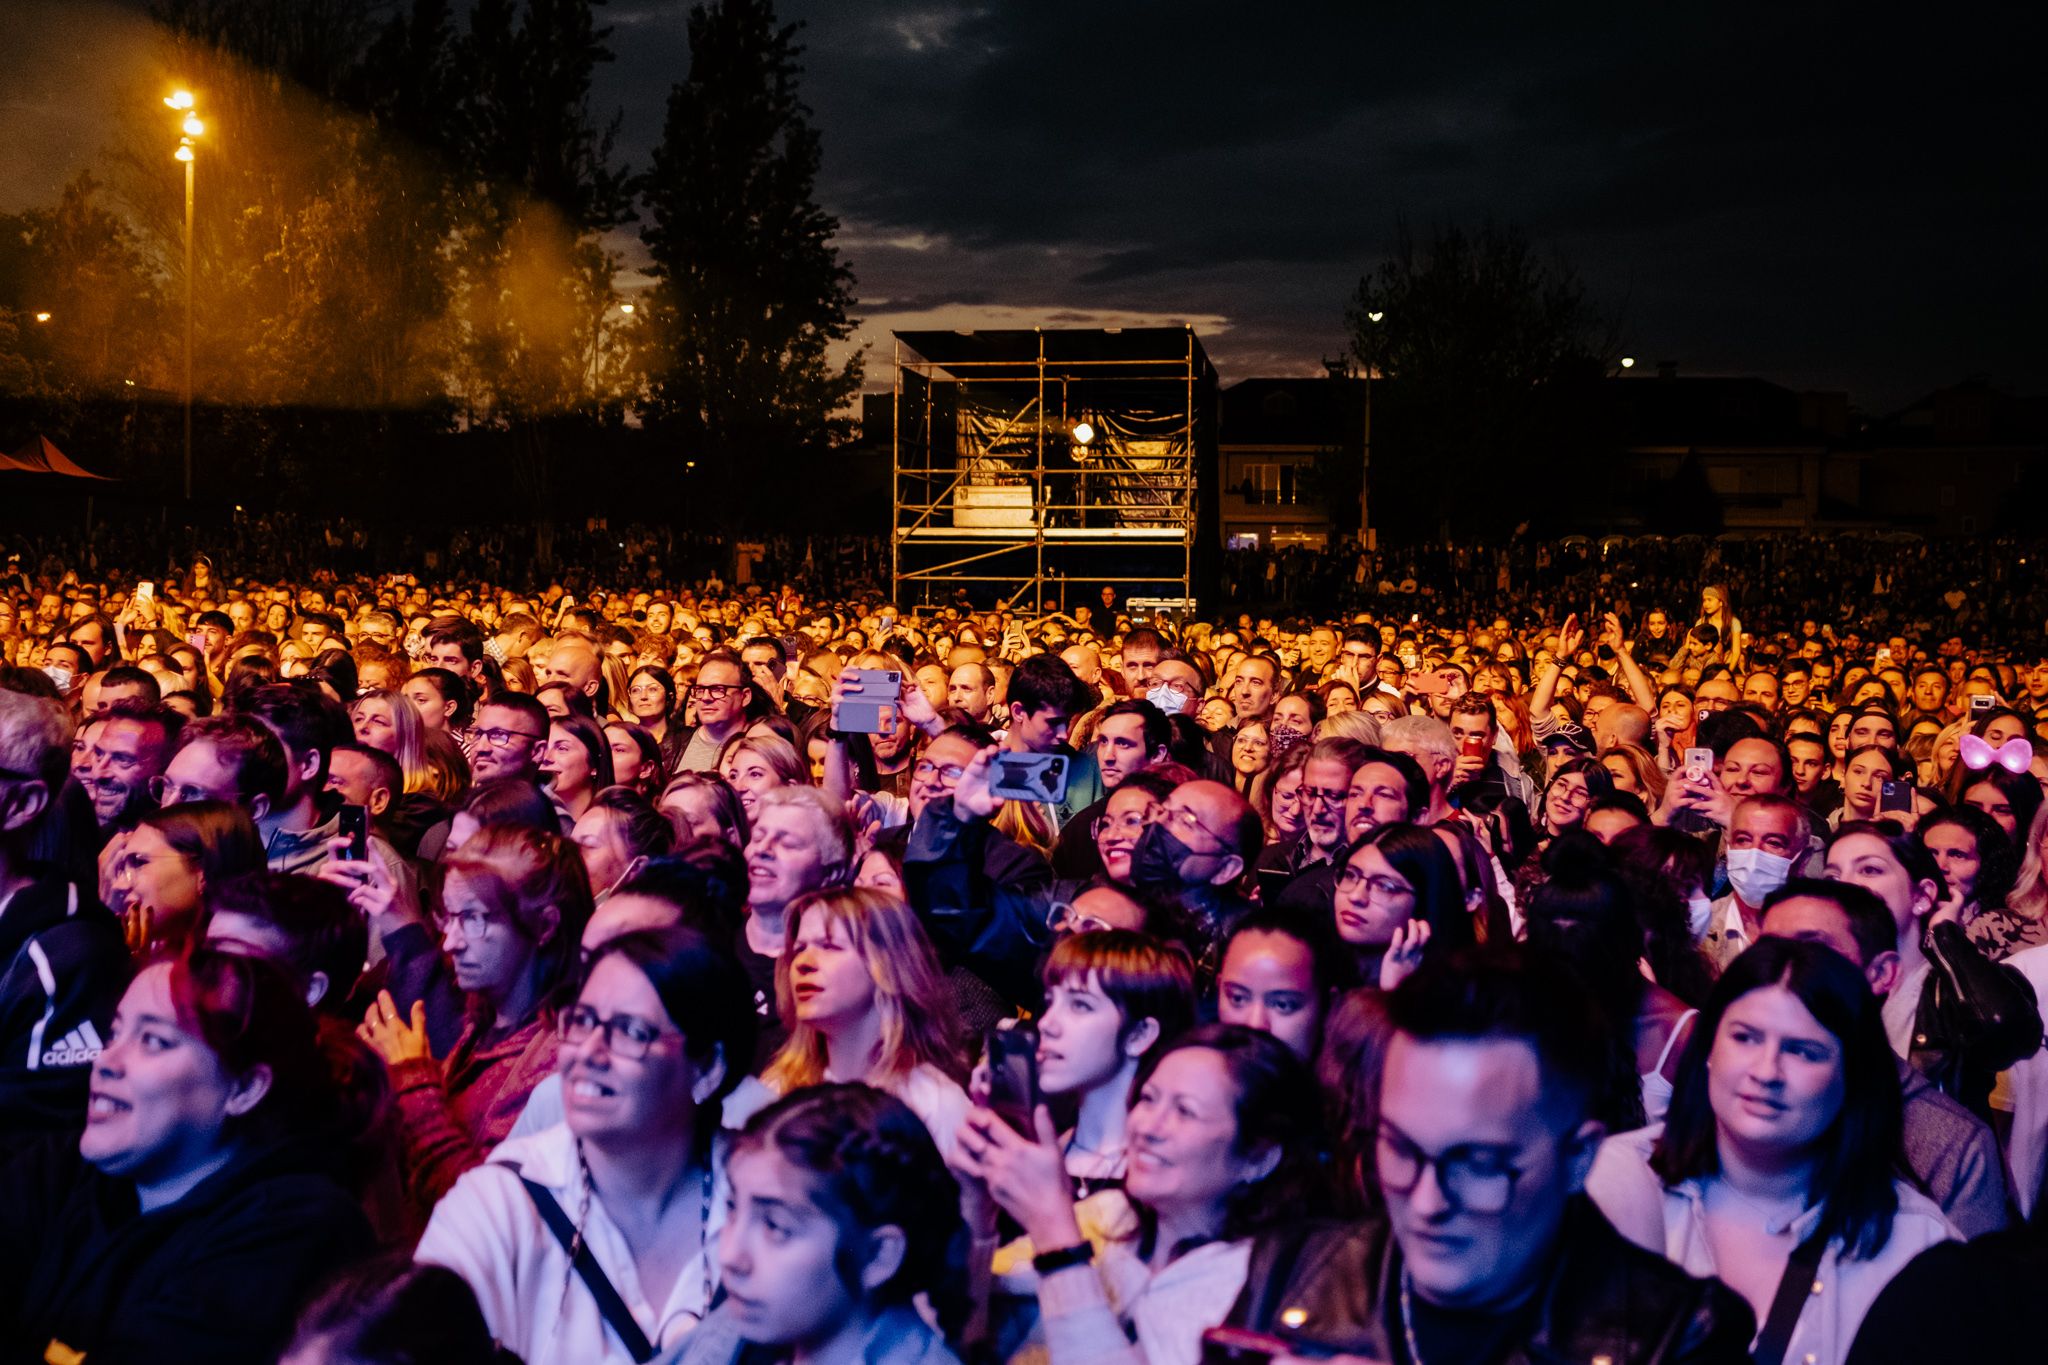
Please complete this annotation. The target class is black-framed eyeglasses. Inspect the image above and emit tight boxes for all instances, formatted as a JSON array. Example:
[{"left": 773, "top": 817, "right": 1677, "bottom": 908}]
[
  {"left": 473, "top": 726, "right": 543, "bottom": 749},
  {"left": 912, "top": 759, "right": 966, "bottom": 785},
  {"left": 1373, "top": 1120, "right": 1526, "bottom": 1214},
  {"left": 560, "top": 1004, "right": 677, "bottom": 1060},
  {"left": 1336, "top": 866, "right": 1415, "bottom": 901},
  {"left": 690, "top": 684, "right": 743, "bottom": 699}
]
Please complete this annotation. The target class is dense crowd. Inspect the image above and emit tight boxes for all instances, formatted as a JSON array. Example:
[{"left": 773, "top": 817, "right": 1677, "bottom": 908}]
[{"left": 0, "top": 544, "right": 2045, "bottom": 1365}]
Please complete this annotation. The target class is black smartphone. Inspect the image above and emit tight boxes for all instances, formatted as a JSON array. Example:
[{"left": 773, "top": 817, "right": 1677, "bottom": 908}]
[
  {"left": 832, "top": 668, "right": 901, "bottom": 734},
  {"left": 338, "top": 803, "right": 370, "bottom": 861},
  {"left": 985, "top": 1024, "right": 1040, "bottom": 1137},
  {"left": 1878, "top": 777, "right": 1914, "bottom": 815},
  {"left": 989, "top": 751, "right": 1070, "bottom": 804}
]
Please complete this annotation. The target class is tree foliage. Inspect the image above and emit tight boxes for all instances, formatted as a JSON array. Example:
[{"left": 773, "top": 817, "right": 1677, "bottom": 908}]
[
  {"left": 1345, "top": 220, "right": 1617, "bottom": 537},
  {"left": 638, "top": 0, "right": 863, "bottom": 495}
]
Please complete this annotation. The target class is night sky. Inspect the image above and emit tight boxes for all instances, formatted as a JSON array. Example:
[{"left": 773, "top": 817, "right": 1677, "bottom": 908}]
[{"left": 10, "top": 2, "right": 2045, "bottom": 412}]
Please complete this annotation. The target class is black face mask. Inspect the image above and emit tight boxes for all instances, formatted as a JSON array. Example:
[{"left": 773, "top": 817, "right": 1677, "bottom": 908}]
[{"left": 1129, "top": 822, "right": 1200, "bottom": 891}]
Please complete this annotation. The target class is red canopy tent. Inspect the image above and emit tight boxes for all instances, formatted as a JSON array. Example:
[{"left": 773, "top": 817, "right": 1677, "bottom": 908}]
[{"left": 0, "top": 435, "right": 112, "bottom": 479}]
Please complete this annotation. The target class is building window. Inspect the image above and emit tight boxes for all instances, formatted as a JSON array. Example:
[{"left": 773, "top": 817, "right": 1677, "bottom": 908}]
[
  {"left": 1241, "top": 462, "right": 1301, "bottom": 506},
  {"left": 1226, "top": 532, "right": 1261, "bottom": 551}
]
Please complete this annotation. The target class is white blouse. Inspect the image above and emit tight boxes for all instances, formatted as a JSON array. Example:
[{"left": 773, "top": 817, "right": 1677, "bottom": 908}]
[
  {"left": 1586, "top": 1125, "right": 1956, "bottom": 1365},
  {"left": 418, "top": 1123, "right": 728, "bottom": 1365}
]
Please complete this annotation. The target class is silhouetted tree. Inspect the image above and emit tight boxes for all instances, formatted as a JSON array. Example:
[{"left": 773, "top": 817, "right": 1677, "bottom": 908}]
[
  {"left": 1345, "top": 220, "right": 1617, "bottom": 538},
  {"left": 638, "top": 0, "right": 862, "bottom": 507}
]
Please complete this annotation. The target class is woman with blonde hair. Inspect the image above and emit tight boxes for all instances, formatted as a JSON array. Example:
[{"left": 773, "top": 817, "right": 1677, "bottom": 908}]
[
  {"left": 351, "top": 687, "right": 445, "bottom": 799},
  {"left": 1600, "top": 740, "right": 1668, "bottom": 807},
  {"left": 1315, "top": 707, "right": 1382, "bottom": 748},
  {"left": 716, "top": 730, "right": 807, "bottom": 827},
  {"left": 762, "top": 886, "right": 970, "bottom": 1160}
]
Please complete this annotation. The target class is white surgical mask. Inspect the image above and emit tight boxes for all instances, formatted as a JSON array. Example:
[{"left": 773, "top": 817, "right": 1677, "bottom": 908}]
[
  {"left": 1725, "top": 848, "right": 1794, "bottom": 907},
  {"left": 1686, "top": 892, "right": 1715, "bottom": 939},
  {"left": 1146, "top": 683, "right": 1188, "bottom": 716}
]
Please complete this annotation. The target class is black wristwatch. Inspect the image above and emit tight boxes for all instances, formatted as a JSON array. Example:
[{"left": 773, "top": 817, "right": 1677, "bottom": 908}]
[{"left": 1033, "top": 1241, "right": 1095, "bottom": 1275}]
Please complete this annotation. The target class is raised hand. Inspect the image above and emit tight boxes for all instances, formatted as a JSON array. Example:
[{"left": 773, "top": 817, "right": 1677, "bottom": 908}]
[
  {"left": 1379, "top": 919, "right": 1432, "bottom": 991},
  {"left": 358, "top": 989, "right": 432, "bottom": 1068}
]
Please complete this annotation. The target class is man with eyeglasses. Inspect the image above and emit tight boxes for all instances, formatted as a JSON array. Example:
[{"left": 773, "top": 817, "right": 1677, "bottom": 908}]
[
  {"left": 674, "top": 651, "right": 752, "bottom": 773},
  {"left": 0, "top": 687, "right": 129, "bottom": 1147},
  {"left": 1240, "top": 946, "right": 1751, "bottom": 1360},
  {"left": 153, "top": 713, "right": 288, "bottom": 823},
  {"left": 469, "top": 694, "right": 551, "bottom": 787}
]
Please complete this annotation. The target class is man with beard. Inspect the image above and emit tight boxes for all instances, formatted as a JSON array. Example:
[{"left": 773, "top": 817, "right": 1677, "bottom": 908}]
[{"left": 82, "top": 701, "right": 180, "bottom": 841}]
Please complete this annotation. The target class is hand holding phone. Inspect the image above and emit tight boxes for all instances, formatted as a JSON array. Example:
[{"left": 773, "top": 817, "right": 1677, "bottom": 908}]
[
  {"left": 338, "top": 803, "right": 370, "bottom": 862},
  {"left": 988, "top": 752, "right": 1070, "bottom": 804},
  {"left": 1683, "top": 747, "right": 1715, "bottom": 785},
  {"left": 833, "top": 668, "right": 902, "bottom": 734},
  {"left": 985, "top": 1024, "right": 1040, "bottom": 1137}
]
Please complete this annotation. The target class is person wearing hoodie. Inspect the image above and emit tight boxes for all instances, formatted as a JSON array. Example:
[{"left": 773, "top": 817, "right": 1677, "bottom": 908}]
[
  {"left": 0, "top": 686, "right": 129, "bottom": 1153},
  {"left": 0, "top": 947, "right": 378, "bottom": 1365}
]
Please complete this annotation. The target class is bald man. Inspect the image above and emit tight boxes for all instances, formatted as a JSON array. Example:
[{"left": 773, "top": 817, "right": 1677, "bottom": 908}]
[{"left": 537, "top": 635, "right": 602, "bottom": 702}]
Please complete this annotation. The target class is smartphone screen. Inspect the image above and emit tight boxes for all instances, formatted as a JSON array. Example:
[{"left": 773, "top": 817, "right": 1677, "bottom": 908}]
[
  {"left": 985, "top": 1025, "right": 1039, "bottom": 1136},
  {"left": 338, "top": 803, "right": 370, "bottom": 861},
  {"left": 989, "top": 752, "right": 1070, "bottom": 804}
]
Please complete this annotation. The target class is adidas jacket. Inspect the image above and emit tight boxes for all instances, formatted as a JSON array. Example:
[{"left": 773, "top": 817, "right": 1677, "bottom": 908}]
[{"left": 0, "top": 868, "right": 130, "bottom": 1144}]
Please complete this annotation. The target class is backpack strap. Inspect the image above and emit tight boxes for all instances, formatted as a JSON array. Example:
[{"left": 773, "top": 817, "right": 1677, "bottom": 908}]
[
  {"left": 1751, "top": 1227, "right": 1829, "bottom": 1365},
  {"left": 509, "top": 1169, "right": 658, "bottom": 1363}
]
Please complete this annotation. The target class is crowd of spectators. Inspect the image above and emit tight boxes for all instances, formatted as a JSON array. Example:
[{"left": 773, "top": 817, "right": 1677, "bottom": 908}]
[{"left": 0, "top": 531, "right": 2044, "bottom": 1364}]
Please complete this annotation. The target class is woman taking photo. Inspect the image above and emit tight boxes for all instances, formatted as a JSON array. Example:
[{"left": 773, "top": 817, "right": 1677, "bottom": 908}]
[
  {"left": 672, "top": 1084, "right": 970, "bottom": 1365},
  {"left": 762, "top": 887, "right": 970, "bottom": 1162},
  {"left": 418, "top": 926, "right": 757, "bottom": 1364},
  {"left": 342, "top": 824, "right": 591, "bottom": 1220},
  {"left": 956, "top": 1024, "right": 1324, "bottom": 1365},
  {"left": 1331, "top": 823, "right": 1474, "bottom": 988},
  {"left": 539, "top": 713, "right": 617, "bottom": 827},
  {"left": 1836, "top": 745, "right": 1914, "bottom": 827},
  {"left": 1585, "top": 938, "right": 1951, "bottom": 1365},
  {"left": 0, "top": 949, "right": 378, "bottom": 1364}
]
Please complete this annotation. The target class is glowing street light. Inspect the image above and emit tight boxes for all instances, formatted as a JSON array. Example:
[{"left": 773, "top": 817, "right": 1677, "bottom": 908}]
[
  {"left": 33, "top": 312, "right": 51, "bottom": 323},
  {"left": 1620, "top": 356, "right": 1636, "bottom": 369},
  {"left": 170, "top": 88, "right": 206, "bottom": 500},
  {"left": 619, "top": 302, "right": 635, "bottom": 315},
  {"left": 1366, "top": 311, "right": 1384, "bottom": 324}
]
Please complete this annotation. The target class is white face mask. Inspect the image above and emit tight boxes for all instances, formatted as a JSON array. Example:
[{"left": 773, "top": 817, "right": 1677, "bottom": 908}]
[
  {"left": 1686, "top": 892, "right": 1715, "bottom": 939},
  {"left": 43, "top": 665, "right": 72, "bottom": 691},
  {"left": 1725, "top": 847, "right": 1795, "bottom": 907},
  {"left": 1146, "top": 683, "right": 1188, "bottom": 716}
]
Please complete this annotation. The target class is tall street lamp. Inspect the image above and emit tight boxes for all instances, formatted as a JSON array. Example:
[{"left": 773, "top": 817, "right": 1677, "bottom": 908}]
[
  {"left": 167, "top": 90, "right": 203, "bottom": 500},
  {"left": 1360, "top": 310, "right": 1383, "bottom": 546}
]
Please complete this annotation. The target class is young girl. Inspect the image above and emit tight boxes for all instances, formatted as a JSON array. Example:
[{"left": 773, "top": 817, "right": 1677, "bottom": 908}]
[
  {"left": 763, "top": 887, "right": 970, "bottom": 1162},
  {"left": 1031, "top": 930, "right": 1195, "bottom": 1195},
  {"left": 674, "top": 1084, "right": 969, "bottom": 1365}
]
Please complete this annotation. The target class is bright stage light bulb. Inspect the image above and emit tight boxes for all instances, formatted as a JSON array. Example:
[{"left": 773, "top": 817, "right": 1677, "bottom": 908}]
[{"left": 1071, "top": 422, "right": 1094, "bottom": 445}]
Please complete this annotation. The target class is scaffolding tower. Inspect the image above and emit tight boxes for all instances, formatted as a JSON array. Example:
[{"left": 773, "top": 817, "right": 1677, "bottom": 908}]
[{"left": 891, "top": 327, "right": 1216, "bottom": 611}]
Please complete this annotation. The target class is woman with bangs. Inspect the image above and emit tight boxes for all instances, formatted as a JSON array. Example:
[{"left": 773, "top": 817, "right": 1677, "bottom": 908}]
[
  {"left": 1022, "top": 930, "right": 1195, "bottom": 1196},
  {"left": 762, "top": 887, "right": 970, "bottom": 1163},
  {"left": 340, "top": 823, "right": 593, "bottom": 1220}
]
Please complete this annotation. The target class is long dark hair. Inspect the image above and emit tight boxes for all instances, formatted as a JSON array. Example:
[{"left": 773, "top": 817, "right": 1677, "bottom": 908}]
[
  {"left": 1652, "top": 937, "right": 1903, "bottom": 1260},
  {"left": 1520, "top": 833, "right": 1653, "bottom": 1131},
  {"left": 1127, "top": 1023, "right": 1328, "bottom": 1245},
  {"left": 548, "top": 713, "right": 616, "bottom": 791},
  {"left": 731, "top": 1084, "right": 971, "bottom": 1336},
  {"left": 1354, "top": 822, "right": 1476, "bottom": 957},
  {"left": 1916, "top": 805, "right": 2017, "bottom": 911},
  {"left": 287, "top": 1256, "right": 511, "bottom": 1365}
]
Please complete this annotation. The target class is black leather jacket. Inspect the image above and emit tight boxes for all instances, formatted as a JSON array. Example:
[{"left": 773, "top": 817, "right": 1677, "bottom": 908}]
[
  {"left": 1226, "top": 1199, "right": 1755, "bottom": 1364},
  {"left": 1911, "top": 918, "right": 2043, "bottom": 1119}
]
